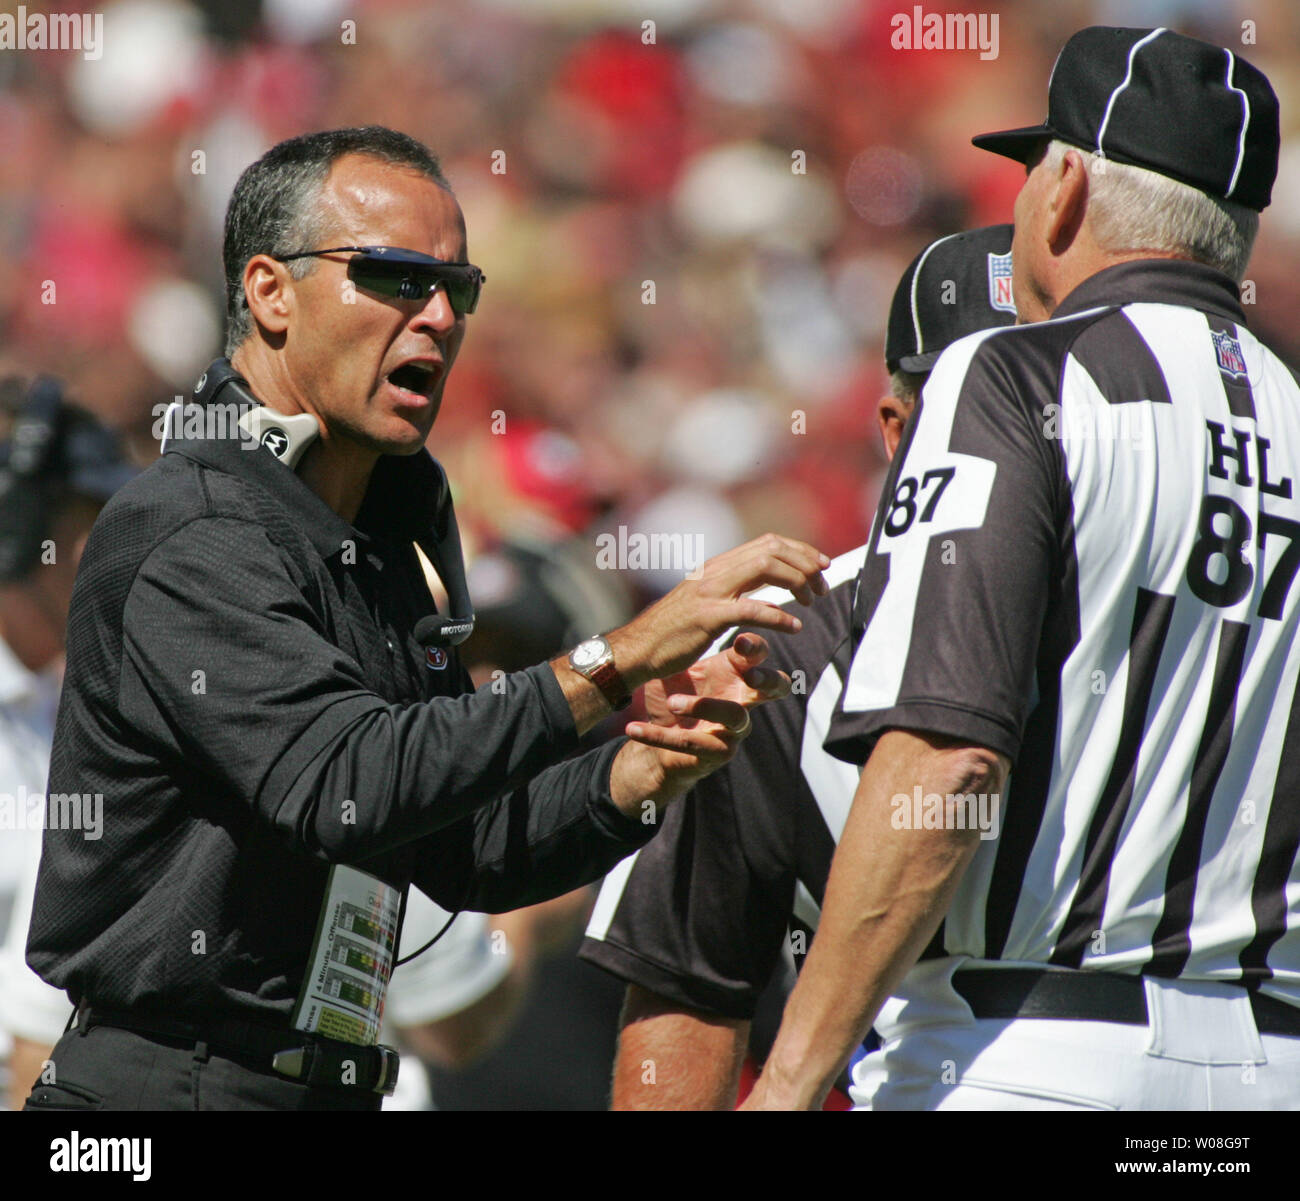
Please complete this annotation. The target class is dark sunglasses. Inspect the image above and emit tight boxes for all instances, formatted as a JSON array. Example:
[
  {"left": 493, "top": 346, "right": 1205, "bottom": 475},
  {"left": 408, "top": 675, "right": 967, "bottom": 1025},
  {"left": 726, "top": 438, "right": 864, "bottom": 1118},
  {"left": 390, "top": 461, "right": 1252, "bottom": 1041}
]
[{"left": 271, "top": 245, "right": 485, "bottom": 315}]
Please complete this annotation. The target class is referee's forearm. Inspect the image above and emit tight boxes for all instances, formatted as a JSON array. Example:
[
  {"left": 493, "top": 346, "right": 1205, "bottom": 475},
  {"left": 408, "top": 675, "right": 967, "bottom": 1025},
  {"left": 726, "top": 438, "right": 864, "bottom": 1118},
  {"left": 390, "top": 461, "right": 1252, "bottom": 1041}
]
[{"left": 748, "top": 730, "right": 1006, "bottom": 1110}]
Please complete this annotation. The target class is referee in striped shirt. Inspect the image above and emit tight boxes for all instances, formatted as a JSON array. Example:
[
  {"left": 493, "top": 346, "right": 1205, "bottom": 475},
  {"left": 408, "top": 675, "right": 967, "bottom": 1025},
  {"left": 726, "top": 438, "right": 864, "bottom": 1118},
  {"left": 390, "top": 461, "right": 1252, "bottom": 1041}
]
[
  {"left": 579, "top": 226, "right": 1017, "bottom": 1108},
  {"left": 745, "top": 26, "right": 1300, "bottom": 1111}
]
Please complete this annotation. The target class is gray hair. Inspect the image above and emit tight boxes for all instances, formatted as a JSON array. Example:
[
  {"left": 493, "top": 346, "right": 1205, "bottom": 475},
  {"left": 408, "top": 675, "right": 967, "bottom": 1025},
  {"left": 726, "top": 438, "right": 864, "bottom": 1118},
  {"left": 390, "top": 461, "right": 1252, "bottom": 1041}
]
[
  {"left": 1045, "top": 139, "right": 1258, "bottom": 282},
  {"left": 890, "top": 368, "right": 927, "bottom": 406},
  {"left": 222, "top": 127, "right": 452, "bottom": 356}
]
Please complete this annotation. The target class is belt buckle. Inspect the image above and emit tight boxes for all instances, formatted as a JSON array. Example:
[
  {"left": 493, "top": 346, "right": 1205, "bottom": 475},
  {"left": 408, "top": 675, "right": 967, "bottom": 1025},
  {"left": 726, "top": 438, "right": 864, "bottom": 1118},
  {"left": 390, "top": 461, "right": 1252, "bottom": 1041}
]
[
  {"left": 271, "top": 1046, "right": 310, "bottom": 1081},
  {"left": 271, "top": 1042, "right": 401, "bottom": 1096},
  {"left": 373, "top": 1044, "right": 400, "bottom": 1096}
]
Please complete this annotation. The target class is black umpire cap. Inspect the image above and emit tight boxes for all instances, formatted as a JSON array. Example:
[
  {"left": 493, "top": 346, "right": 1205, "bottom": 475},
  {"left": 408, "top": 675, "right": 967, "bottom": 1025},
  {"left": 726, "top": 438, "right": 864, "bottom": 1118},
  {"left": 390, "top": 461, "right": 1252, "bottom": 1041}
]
[
  {"left": 886, "top": 224, "right": 1018, "bottom": 374},
  {"left": 972, "top": 26, "right": 1280, "bottom": 212},
  {"left": 0, "top": 376, "right": 137, "bottom": 581}
]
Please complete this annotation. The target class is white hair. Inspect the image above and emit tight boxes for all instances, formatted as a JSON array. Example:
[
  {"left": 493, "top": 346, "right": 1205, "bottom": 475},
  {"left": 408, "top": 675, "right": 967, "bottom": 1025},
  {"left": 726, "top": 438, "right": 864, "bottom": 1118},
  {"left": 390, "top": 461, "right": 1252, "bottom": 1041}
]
[
  {"left": 1045, "top": 139, "right": 1259, "bottom": 282},
  {"left": 890, "top": 368, "right": 926, "bottom": 405}
]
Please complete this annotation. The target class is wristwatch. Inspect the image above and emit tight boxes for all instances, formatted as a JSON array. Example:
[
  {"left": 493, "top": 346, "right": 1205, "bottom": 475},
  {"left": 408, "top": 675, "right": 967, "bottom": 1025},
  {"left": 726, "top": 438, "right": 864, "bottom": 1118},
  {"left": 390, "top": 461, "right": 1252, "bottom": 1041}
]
[{"left": 568, "top": 635, "right": 632, "bottom": 711}]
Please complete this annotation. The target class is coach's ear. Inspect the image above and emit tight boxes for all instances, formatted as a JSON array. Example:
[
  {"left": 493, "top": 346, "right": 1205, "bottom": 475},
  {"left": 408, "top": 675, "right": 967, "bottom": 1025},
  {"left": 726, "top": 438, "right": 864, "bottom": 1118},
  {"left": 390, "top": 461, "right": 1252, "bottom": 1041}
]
[
  {"left": 877, "top": 395, "right": 912, "bottom": 462},
  {"left": 242, "top": 254, "right": 294, "bottom": 342}
]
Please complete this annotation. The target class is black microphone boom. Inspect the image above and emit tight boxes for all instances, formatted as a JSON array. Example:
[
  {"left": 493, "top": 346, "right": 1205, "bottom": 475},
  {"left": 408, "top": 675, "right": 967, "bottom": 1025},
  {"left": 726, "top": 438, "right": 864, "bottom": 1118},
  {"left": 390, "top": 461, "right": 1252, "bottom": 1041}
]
[{"left": 414, "top": 614, "right": 475, "bottom": 648}]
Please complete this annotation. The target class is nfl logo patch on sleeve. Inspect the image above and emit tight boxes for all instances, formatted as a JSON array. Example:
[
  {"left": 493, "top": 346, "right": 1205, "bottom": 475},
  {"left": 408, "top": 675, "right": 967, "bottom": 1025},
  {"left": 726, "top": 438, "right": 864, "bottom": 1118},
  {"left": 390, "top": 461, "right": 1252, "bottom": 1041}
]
[{"left": 987, "top": 251, "right": 1015, "bottom": 314}]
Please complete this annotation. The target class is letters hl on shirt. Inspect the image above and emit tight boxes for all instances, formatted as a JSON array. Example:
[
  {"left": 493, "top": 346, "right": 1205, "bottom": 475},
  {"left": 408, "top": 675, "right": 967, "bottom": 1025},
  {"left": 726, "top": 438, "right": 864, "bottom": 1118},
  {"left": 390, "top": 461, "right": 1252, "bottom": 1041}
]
[{"left": 826, "top": 260, "right": 1300, "bottom": 1007}]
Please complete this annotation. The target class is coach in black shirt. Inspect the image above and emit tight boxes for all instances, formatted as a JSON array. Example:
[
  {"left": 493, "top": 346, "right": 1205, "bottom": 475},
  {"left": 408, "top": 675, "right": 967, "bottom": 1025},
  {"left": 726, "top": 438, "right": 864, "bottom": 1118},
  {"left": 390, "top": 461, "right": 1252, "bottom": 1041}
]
[{"left": 22, "top": 126, "right": 827, "bottom": 1111}]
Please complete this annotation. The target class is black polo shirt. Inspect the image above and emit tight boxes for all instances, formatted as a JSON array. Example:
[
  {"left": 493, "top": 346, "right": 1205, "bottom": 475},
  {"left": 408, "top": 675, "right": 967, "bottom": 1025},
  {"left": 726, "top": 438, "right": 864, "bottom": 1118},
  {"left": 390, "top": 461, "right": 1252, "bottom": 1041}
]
[{"left": 27, "top": 407, "right": 653, "bottom": 1025}]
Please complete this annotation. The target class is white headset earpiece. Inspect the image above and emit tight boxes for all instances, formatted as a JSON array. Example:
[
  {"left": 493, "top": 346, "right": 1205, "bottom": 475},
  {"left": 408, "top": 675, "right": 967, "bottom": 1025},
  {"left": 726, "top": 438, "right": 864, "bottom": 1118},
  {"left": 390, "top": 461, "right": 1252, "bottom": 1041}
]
[{"left": 236, "top": 405, "right": 322, "bottom": 470}]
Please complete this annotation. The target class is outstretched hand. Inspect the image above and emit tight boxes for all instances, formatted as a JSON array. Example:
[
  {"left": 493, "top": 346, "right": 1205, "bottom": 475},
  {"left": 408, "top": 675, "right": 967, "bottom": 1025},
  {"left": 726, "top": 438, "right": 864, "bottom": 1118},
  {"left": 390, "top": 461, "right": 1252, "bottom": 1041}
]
[
  {"left": 611, "top": 534, "right": 830, "bottom": 687},
  {"left": 621, "top": 632, "right": 790, "bottom": 791}
]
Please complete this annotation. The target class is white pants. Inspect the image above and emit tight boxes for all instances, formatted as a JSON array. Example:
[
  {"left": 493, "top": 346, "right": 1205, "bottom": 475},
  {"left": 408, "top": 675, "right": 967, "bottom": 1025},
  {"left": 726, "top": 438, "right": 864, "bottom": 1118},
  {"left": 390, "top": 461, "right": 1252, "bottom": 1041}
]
[{"left": 852, "top": 959, "right": 1300, "bottom": 1110}]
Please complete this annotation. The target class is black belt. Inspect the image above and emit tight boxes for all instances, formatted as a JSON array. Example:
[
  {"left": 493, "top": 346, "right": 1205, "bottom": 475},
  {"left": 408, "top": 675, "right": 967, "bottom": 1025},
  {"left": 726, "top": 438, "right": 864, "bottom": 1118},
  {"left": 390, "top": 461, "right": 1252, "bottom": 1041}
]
[
  {"left": 74, "top": 1002, "right": 400, "bottom": 1096},
  {"left": 953, "top": 968, "right": 1300, "bottom": 1037}
]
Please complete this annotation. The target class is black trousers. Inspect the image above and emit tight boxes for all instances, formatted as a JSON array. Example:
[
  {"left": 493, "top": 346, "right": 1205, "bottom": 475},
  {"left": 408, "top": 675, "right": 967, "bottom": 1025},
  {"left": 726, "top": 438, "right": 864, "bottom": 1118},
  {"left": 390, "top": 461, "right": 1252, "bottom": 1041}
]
[{"left": 22, "top": 1023, "right": 382, "bottom": 1111}]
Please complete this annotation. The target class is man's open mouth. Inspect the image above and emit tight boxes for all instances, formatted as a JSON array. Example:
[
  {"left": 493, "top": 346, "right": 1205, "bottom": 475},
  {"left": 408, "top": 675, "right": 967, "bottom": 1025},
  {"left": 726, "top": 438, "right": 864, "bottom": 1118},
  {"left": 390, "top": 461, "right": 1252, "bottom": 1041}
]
[{"left": 387, "top": 362, "right": 439, "bottom": 397}]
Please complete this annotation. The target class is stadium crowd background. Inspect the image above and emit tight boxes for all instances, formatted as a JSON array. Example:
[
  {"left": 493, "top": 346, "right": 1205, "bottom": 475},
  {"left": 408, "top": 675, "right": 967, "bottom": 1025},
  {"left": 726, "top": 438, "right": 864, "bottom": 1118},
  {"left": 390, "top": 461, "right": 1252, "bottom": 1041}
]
[{"left": 3, "top": 0, "right": 1300, "bottom": 1107}]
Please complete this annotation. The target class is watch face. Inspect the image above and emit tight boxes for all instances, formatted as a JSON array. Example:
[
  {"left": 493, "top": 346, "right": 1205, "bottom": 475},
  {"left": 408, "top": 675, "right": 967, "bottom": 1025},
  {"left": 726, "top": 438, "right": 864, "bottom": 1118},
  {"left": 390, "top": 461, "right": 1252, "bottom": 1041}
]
[{"left": 571, "top": 638, "right": 607, "bottom": 669}]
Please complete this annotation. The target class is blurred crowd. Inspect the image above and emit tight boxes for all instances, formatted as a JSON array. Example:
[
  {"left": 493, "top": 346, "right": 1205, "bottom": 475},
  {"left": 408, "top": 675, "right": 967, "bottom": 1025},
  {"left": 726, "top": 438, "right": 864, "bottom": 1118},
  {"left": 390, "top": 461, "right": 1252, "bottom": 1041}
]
[
  {"left": 1, "top": 0, "right": 1294, "bottom": 577},
  {"left": 3, "top": 0, "right": 1300, "bottom": 1107}
]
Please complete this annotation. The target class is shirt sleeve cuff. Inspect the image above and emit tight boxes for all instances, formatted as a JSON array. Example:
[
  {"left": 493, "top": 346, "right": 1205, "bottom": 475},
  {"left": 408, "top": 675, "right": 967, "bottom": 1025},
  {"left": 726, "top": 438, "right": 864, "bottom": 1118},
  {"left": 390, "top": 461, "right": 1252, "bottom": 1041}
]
[
  {"left": 577, "top": 937, "right": 757, "bottom": 1021},
  {"left": 527, "top": 660, "right": 580, "bottom": 747},
  {"left": 583, "top": 737, "right": 660, "bottom": 849},
  {"left": 826, "top": 700, "right": 1020, "bottom": 765}
]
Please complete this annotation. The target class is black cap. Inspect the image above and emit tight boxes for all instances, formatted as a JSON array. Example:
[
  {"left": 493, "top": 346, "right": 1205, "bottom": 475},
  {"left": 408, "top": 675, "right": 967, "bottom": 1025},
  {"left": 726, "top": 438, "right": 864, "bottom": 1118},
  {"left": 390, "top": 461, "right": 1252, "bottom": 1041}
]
[
  {"left": 972, "top": 26, "right": 1280, "bottom": 212},
  {"left": 0, "top": 376, "right": 137, "bottom": 581},
  {"left": 885, "top": 224, "right": 1018, "bottom": 374}
]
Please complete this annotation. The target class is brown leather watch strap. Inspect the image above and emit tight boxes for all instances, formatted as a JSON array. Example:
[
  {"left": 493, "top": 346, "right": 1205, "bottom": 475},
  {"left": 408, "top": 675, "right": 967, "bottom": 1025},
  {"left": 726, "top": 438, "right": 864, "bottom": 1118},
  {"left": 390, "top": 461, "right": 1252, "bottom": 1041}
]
[{"left": 587, "top": 658, "right": 632, "bottom": 711}]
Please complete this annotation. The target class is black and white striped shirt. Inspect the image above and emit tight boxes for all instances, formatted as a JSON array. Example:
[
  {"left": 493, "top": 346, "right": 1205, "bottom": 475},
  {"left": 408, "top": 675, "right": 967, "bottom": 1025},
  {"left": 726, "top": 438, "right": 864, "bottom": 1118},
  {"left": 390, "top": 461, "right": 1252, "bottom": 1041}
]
[
  {"left": 827, "top": 258, "right": 1300, "bottom": 1004},
  {"left": 579, "top": 549, "right": 864, "bottom": 1019}
]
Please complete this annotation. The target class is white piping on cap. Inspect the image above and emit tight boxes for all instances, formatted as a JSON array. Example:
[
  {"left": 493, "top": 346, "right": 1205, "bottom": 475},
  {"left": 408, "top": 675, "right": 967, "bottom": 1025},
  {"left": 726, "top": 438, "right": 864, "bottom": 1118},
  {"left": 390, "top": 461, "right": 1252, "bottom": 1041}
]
[
  {"left": 909, "top": 232, "right": 961, "bottom": 360},
  {"left": 1096, "top": 27, "right": 1166, "bottom": 159},
  {"left": 1223, "top": 49, "right": 1250, "bottom": 198}
]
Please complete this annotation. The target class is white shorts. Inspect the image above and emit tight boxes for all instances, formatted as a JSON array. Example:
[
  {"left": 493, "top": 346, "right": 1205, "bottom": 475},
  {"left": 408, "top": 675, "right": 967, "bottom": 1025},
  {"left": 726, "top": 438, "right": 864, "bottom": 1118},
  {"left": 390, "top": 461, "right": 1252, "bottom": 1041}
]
[{"left": 851, "top": 958, "right": 1300, "bottom": 1110}]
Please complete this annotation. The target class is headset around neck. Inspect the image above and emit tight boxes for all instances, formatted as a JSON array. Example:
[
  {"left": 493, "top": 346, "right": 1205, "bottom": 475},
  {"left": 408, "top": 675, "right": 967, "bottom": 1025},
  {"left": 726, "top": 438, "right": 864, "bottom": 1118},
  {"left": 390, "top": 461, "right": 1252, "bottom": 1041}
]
[{"left": 176, "top": 358, "right": 475, "bottom": 648}]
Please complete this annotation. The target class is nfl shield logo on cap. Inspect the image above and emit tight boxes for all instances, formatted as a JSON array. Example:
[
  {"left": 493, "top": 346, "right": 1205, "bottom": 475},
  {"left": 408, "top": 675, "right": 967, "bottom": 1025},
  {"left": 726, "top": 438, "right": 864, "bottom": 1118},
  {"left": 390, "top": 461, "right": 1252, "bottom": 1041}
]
[
  {"left": 987, "top": 251, "right": 1015, "bottom": 315},
  {"left": 885, "top": 225, "right": 1017, "bottom": 373},
  {"left": 1212, "top": 329, "right": 1248, "bottom": 379}
]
